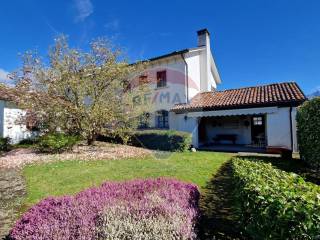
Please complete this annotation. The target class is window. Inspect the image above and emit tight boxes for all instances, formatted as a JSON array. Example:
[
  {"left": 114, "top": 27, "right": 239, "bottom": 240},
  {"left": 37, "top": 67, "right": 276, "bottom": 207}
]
[
  {"left": 253, "top": 116, "right": 263, "bottom": 126},
  {"left": 156, "top": 110, "right": 169, "bottom": 128},
  {"left": 156, "top": 71, "right": 166, "bottom": 88}
]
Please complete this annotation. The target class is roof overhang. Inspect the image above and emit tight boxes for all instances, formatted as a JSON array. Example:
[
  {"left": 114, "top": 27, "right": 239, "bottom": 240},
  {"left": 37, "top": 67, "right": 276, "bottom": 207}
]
[
  {"left": 171, "top": 100, "right": 305, "bottom": 113},
  {"left": 130, "top": 46, "right": 208, "bottom": 66},
  {"left": 179, "top": 106, "right": 279, "bottom": 118}
]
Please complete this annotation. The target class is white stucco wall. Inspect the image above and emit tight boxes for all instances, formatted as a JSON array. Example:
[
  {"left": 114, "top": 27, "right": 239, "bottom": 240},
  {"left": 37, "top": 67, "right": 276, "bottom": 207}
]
[
  {"left": 135, "top": 29, "right": 222, "bottom": 129},
  {"left": 150, "top": 59, "right": 185, "bottom": 102},
  {"left": 184, "top": 51, "right": 201, "bottom": 101},
  {"left": 141, "top": 46, "right": 218, "bottom": 128},
  {"left": 208, "top": 67, "right": 217, "bottom": 90},
  {"left": 2, "top": 101, "right": 32, "bottom": 144},
  {"left": 266, "top": 107, "right": 295, "bottom": 151},
  {"left": 142, "top": 58, "right": 187, "bottom": 128},
  {"left": 169, "top": 112, "right": 199, "bottom": 147}
]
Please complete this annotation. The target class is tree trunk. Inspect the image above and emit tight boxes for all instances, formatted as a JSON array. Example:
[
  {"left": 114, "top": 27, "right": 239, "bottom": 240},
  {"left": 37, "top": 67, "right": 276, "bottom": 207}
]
[{"left": 87, "top": 133, "right": 97, "bottom": 145}]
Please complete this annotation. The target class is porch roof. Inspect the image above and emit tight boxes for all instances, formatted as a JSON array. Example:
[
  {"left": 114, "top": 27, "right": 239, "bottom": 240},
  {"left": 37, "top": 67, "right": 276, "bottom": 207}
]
[{"left": 171, "top": 82, "right": 306, "bottom": 113}]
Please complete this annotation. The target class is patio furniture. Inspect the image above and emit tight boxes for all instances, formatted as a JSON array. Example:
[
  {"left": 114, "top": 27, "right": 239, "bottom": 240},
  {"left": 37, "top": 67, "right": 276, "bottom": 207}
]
[
  {"left": 255, "top": 135, "right": 266, "bottom": 147},
  {"left": 213, "top": 134, "right": 237, "bottom": 144}
]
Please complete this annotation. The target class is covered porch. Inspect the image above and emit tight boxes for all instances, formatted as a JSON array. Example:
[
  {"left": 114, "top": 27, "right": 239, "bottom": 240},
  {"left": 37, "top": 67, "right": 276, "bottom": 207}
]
[
  {"left": 197, "top": 114, "right": 267, "bottom": 153},
  {"left": 179, "top": 106, "right": 286, "bottom": 153},
  {"left": 171, "top": 82, "right": 304, "bottom": 154}
]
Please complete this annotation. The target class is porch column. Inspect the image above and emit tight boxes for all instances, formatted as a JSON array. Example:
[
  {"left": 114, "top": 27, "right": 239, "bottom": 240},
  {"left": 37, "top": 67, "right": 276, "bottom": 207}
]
[
  {"left": 291, "top": 107, "right": 298, "bottom": 152},
  {"left": 192, "top": 117, "right": 199, "bottom": 148}
]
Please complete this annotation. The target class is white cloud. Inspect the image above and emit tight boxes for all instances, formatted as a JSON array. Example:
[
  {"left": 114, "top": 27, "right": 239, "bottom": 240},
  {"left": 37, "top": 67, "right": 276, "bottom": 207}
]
[
  {"left": 104, "top": 19, "right": 120, "bottom": 31},
  {"left": 74, "top": 0, "right": 94, "bottom": 22},
  {"left": 0, "top": 68, "right": 14, "bottom": 86}
]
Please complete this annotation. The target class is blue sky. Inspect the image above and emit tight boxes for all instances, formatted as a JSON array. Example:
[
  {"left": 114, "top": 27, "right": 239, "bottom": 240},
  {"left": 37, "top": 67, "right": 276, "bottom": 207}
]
[{"left": 0, "top": 0, "right": 319, "bottom": 94}]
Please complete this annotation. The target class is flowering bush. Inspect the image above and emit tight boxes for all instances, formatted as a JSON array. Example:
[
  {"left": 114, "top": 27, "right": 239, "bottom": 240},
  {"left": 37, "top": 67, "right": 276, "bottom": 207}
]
[
  {"left": 9, "top": 178, "right": 199, "bottom": 240},
  {"left": 95, "top": 192, "right": 197, "bottom": 240}
]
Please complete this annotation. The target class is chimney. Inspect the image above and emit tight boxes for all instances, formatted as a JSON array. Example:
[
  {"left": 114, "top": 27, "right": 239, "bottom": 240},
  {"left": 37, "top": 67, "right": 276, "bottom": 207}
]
[{"left": 197, "top": 28, "right": 210, "bottom": 47}]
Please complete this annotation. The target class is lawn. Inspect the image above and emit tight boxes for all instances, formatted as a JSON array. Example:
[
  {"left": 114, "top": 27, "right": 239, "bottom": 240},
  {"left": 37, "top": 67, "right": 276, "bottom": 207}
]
[
  {"left": 17, "top": 151, "right": 319, "bottom": 239},
  {"left": 22, "top": 151, "right": 233, "bottom": 209}
]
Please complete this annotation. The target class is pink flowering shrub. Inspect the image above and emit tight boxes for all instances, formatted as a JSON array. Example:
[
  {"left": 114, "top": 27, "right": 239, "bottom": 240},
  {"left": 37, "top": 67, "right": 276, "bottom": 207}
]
[
  {"left": 9, "top": 178, "right": 199, "bottom": 240},
  {"left": 95, "top": 190, "right": 198, "bottom": 239}
]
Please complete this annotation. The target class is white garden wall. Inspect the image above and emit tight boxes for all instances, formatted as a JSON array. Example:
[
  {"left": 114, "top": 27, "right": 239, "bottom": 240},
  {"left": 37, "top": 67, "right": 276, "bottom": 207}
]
[
  {"left": 1, "top": 101, "right": 32, "bottom": 144},
  {"left": 266, "top": 107, "right": 292, "bottom": 150}
]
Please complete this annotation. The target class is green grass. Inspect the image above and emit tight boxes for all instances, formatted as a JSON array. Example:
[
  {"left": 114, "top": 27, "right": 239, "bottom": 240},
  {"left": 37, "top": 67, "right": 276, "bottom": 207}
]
[{"left": 22, "top": 151, "right": 232, "bottom": 209}]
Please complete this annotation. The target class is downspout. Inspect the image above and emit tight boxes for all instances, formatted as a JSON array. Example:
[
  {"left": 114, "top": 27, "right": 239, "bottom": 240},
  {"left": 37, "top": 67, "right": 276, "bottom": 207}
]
[
  {"left": 289, "top": 107, "right": 293, "bottom": 151},
  {"left": 180, "top": 53, "right": 189, "bottom": 103}
]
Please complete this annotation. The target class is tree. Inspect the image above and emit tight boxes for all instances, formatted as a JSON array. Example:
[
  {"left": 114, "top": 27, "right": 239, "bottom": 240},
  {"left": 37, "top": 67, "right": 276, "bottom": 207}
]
[{"left": 12, "top": 36, "right": 150, "bottom": 144}]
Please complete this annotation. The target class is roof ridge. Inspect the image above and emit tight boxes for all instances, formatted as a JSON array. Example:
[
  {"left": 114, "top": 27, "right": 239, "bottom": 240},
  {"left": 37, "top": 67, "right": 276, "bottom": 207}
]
[{"left": 217, "top": 81, "right": 298, "bottom": 93}]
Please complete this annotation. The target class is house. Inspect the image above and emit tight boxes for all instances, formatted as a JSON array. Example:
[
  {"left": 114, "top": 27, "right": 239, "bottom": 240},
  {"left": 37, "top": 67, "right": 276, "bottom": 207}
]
[
  {"left": 136, "top": 28, "right": 307, "bottom": 153},
  {"left": 0, "top": 88, "right": 32, "bottom": 143}
]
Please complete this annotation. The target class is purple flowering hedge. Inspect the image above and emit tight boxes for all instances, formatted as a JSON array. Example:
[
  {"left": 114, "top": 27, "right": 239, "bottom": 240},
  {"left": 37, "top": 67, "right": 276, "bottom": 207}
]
[{"left": 9, "top": 178, "right": 200, "bottom": 240}]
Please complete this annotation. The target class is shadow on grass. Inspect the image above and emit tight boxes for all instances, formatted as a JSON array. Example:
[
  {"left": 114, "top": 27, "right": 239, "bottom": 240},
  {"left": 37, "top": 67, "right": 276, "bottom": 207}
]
[
  {"left": 237, "top": 155, "right": 320, "bottom": 185},
  {"left": 198, "top": 154, "right": 319, "bottom": 240},
  {"left": 198, "top": 161, "right": 247, "bottom": 240}
]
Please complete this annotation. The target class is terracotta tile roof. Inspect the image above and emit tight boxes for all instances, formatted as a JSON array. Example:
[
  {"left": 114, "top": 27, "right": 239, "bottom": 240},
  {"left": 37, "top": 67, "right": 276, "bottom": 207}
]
[{"left": 172, "top": 82, "right": 306, "bottom": 112}]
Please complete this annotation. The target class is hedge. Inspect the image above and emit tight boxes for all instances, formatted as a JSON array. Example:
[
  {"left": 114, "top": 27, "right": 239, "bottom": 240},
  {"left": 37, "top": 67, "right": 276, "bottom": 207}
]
[
  {"left": 9, "top": 178, "right": 200, "bottom": 240},
  {"left": 0, "top": 137, "right": 10, "bottom": 151},
  {"left": 37, "top": 133, "right": 79, "bottom": 153},
  {"left": 297, "top": 97, "right": 320, "bottom": 169},
  {"left": 231, "top": 158, "right": 320, "bottom": 239},
  {"left": 131, "top": 130, "right": 192, "bottom": 152}
]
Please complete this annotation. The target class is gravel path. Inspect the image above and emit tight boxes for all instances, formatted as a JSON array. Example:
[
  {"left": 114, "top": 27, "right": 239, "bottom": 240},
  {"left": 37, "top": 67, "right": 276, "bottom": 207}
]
[
  {"left": 0, "top": 142, "right": 152, "bottom": 169},
  {"left": 0, "top": 168, "right": 26, "bottom": 239}
]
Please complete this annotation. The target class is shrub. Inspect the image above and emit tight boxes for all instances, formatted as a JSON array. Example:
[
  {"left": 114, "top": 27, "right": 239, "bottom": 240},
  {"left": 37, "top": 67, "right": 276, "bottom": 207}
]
[
  {"left": 0, "top": 137, "right": 10, "bottom": 151},
  {"left": 96, "top": 134, "right": 124, "bottom": 144},
  {"left": 16, "top": 137, "right": 39, "bottom": 148},
  {"left": 131, "top": 130, "right": 192, "bottom": 152},
  {"left": 231, "top": 158, "right": 320, "bottom": 239},
  {"left": 297, "top": 97, "right": 320, "bottom": 169},
  {"left": 37, "top": 133, "right": 79, "bottom": 153},
  {"left": 96, "top": 191, "right": 197, "bottom": 239},
  {"left": 9, "top": 178, "right": 200, "bottom": 240}
]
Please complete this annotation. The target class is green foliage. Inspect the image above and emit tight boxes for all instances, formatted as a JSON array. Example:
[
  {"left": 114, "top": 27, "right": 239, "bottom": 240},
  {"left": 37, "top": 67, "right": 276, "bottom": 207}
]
[
  {"left": 16, "top": 138, "right": 39, "bottom": 148},
  {"left": 13, "top": 36, "right": 150, "bottom": 145},
  {"left": 297, "top": 97, "right": 320, "bottom": 169},
  {"left": 37, "top": 133, "right": 79, "bottom": 153},
  {"left": 131, "top": 130, "right": 192, "bottom": 152},
  {"left": 0, "top": 137, "right": 10, "bottom": 151},
  {"left": 231, "top": 158, "right": 320, "bottom": 239}
]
